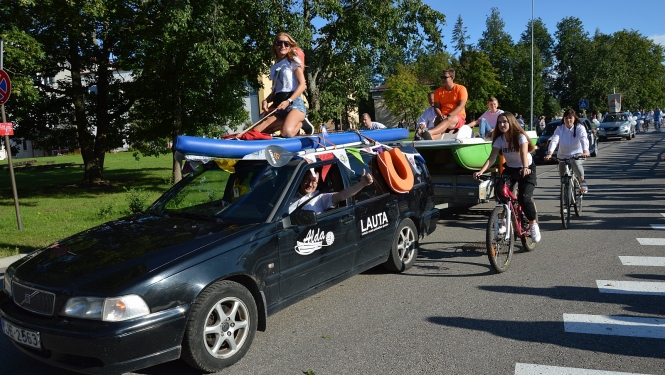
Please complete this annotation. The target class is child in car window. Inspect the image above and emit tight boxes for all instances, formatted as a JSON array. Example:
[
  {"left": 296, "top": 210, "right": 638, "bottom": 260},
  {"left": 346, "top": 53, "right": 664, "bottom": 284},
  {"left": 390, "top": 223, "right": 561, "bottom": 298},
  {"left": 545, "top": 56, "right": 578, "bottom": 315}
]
[{"left": 289, "top": 168, "right": 373, "bottom": 214}]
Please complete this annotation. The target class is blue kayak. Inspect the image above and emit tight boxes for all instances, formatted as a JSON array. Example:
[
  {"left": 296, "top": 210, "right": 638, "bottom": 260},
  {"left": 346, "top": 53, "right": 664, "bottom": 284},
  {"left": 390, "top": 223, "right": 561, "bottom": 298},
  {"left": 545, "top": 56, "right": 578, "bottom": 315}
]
[{"left": 175, "top": 129, "right": 409, "bottom": 158}]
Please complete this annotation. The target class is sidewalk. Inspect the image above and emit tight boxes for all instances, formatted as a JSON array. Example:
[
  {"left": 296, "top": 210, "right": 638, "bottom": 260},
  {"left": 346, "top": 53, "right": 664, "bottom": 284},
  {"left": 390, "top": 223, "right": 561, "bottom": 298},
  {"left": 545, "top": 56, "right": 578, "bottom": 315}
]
[{"left": 0, "top": 254, "right": 26, "bottom": 276}]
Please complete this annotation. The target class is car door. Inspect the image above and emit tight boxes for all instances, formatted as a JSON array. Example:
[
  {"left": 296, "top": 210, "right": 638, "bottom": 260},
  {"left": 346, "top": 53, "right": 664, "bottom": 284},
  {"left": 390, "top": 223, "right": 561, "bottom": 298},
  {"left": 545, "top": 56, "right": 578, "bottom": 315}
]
[
  {"left": 277, "top": 161, "right": 357, "bottom": 300},
  {"left": 347, "top": 152, "right": 399, "bottom": 268}
]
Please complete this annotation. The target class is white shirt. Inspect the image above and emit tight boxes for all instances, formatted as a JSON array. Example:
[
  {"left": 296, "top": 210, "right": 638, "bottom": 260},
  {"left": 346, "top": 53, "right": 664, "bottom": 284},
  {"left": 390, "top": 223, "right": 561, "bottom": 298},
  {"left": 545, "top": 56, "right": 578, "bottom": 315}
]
[
  {"left": 288, "top": 190, "right": 334, "bottom": 214},
  {"left": 547, "top": 124, "right": 589, "bottom": 159},
  {"left": 417, "top": 107, "right": 437, "bottom": 129},
  {"left": 365, "top": 122, "right": 386, "bottom": 130},
  {"left": 492, "top": 133, "right": 533, "bottom": 168},
  {"left": 270, "top": 57, "right": 302, "bottom": 94}
]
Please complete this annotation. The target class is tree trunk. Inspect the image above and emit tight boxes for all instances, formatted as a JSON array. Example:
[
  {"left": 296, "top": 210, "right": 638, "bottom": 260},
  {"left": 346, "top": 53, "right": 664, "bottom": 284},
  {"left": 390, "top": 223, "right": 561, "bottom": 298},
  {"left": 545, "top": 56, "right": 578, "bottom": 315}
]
[
  {"left": 68, "top": 40, "right": 101, "bottom": 184},
  {"left": 171, "top": 57, "right": 183, "bottom": 184}
]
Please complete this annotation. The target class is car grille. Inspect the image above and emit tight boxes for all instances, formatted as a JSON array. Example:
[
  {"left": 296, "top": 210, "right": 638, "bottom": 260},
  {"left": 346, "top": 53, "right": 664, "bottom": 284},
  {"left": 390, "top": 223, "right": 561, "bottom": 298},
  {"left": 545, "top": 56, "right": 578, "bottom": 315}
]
[
  {"left": 12, "top": 281, "right": 56, "bottom": 316},
  {"left": 603, "top": 127, "right": 619, "bottom": 131}
]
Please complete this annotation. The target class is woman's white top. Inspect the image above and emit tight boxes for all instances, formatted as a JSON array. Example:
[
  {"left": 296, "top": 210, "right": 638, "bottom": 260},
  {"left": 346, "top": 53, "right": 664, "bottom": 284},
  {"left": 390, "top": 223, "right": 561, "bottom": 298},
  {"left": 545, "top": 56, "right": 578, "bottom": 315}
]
[
  {"left": 547, "top": 123, "right": 589, "bottom": 159},
  {"left": 493, "top": 133, "right": 533, "bottom": 168},
  {"left": 270, "top": 56, "right": 302, "bottom": 94}
]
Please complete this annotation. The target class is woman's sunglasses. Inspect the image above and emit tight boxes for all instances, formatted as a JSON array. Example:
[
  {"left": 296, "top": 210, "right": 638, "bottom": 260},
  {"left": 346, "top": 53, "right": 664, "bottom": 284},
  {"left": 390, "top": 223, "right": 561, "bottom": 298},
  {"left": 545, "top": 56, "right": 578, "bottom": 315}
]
[{"left": 274, "top": 41, "right": 291, "bottom": 47}]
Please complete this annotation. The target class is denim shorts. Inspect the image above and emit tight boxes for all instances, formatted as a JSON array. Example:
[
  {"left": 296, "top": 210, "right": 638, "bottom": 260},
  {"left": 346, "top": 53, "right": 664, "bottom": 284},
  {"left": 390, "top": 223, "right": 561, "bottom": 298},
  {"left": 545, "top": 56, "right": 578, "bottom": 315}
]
[{"left": 276, "top": 97, "right": 307, "bottom": 117}]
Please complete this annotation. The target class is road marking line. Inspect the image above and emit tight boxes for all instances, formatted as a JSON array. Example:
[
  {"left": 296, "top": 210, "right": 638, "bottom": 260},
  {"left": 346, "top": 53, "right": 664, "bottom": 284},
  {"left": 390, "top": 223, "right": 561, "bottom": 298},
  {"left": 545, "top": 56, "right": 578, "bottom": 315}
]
[
  {"left": 637, "top": 238, "right": 665, "bottom": 246},
  {"left": 563, "top": 314, "right": 665, "bottom": 339},
  {"left": 661, "top": 213, "right": 665, "bottom": 218},
  {"left": 619, "top": 256, "right": 665, "bottom": 266},
  {"left": 649, "top": 224, "right": 665, "bottom": 230},
  {"left": 515, "top": 363, "right": 655, "bottom": 375},
  {"left": 596, "top": 280, "right": 665, "bottom": 295}
]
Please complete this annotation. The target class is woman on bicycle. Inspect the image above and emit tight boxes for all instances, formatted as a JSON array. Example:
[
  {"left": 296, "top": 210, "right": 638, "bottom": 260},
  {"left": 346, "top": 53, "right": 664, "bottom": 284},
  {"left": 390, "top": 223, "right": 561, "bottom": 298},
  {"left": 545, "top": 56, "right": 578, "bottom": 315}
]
[
  {"left": 473, "top": 112, "right": 540, "bottom": 242},
  {"left": 543, "top": 109, "right": 590, "bottom": 193}
]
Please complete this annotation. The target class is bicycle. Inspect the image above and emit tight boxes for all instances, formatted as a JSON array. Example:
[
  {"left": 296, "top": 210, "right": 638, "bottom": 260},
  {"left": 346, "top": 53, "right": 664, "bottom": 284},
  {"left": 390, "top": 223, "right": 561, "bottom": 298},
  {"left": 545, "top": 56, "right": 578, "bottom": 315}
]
[
  {"left": 643, "top": 119, "right": 650, "bottom": 132},
  {"left": 478, "top": 173, "right": 538, "bottom": 273},
  {"left": 555, "top": 156, "right": 586, "bottom": 229}
]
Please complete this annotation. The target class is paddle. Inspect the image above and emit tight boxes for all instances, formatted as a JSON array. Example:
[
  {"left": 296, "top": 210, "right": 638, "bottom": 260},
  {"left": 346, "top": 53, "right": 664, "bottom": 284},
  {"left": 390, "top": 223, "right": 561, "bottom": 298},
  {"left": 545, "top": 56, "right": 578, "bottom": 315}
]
[
  {"left": 264, "top": 145, "right": 297, "bottom": 167},
  {"left": 237, "top": 109, "right": 278, "bottom": 138}
]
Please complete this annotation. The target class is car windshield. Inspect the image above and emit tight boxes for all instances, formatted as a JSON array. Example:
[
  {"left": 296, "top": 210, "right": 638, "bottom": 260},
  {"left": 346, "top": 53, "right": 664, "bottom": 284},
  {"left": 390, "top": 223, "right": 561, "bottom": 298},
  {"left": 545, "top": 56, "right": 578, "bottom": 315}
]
[
  {"left": 148, "top": 160, "right": 296, "bottom": 224},
  {"left": 603, "top": 114, "right": 620, "bottom": 122}
]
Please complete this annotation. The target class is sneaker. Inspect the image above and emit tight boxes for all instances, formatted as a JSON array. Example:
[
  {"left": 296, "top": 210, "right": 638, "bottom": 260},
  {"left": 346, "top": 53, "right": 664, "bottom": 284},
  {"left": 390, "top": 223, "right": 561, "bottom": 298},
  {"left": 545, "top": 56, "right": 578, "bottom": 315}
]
[
  {"left": 581, "top": 181, "right": 588, "bottom": 194},
  {"left": 562, "top": 208, "right": 567, "bottom": 214},
  {"left": 498, "top": 219, "right": 507, "bottom": 235},
  {"left": 530, "top": 222, "right": 541, "bottom": 243},
  {"left": 301, "top": 118, "right": 314, "bottom": 135}
]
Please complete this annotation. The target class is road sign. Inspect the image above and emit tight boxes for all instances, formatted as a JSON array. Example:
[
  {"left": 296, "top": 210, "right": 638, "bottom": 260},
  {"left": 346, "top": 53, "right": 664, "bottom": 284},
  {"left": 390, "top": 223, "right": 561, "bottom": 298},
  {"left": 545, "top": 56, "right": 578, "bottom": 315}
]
[
  {"left": 0, "top": 69, "right": 11, "bottom": 105},
  {"left": 579, "top": 99, "right": 589, "bottom": 109},
  {"left": 0, "top": 122, "right": 13, "bottom": 136}
]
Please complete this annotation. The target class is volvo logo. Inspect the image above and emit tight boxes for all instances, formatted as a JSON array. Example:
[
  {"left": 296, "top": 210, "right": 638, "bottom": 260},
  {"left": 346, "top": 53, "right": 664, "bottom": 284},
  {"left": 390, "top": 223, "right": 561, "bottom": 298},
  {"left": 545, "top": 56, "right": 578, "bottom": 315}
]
[{"left": 21, "top": 291, "right": 39, "bottom": 306}]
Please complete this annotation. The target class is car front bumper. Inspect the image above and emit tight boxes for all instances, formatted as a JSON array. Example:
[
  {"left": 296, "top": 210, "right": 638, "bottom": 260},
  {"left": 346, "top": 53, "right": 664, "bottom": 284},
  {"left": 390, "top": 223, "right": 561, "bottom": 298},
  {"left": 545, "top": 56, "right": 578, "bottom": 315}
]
[
  {"left": 0, "top": 293, "right": 189, "bottom": 375},
  {"left": 598, "top": 127, "right": 630, "bottom": 138}
]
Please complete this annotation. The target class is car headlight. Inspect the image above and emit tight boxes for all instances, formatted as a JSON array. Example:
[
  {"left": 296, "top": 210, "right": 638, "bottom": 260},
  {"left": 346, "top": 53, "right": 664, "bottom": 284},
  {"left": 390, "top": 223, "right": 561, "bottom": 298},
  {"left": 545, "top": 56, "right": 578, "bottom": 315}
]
[
  {"left": 61, "top": 295, "right": 150, "bottom": 321},
  {"left": 620, "top": 124, "right": 629, "bottom": 130},
  {"left": 3, "top": 268, "right": 13, "bottom": 297}
]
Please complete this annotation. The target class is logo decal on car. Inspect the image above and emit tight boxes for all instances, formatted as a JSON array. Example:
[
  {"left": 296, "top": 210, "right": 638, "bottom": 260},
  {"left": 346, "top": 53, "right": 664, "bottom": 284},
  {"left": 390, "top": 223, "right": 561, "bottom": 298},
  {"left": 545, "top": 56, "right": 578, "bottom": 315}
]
[
  {"left": 295, "top": 228, "right": 335, "bottom": 255},
  {"left": 361, "top": 212, "right": 389, "bottom": 235}
]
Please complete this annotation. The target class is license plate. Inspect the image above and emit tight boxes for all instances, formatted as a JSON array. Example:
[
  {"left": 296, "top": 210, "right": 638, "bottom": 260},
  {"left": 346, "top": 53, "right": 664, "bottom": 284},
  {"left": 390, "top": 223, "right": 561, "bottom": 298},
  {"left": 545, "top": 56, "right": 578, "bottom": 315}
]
[{"left": 1, "top": 318, "right": 41, "bottom": 349}]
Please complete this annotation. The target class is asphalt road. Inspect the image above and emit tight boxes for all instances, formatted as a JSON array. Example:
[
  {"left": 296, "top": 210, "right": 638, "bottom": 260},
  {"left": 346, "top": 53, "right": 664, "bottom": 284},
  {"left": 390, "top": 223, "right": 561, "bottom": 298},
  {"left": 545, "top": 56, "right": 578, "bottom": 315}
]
[{"left": 1, "top": 130, "right": 665, "bottom": 375}]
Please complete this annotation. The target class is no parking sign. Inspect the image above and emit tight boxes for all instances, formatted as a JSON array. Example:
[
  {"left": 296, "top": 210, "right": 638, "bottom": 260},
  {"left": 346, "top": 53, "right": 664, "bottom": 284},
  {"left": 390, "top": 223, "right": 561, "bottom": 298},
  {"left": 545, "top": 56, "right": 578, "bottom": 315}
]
[{"left": 0, "top": 69, "right": 11, "bottom": 105}]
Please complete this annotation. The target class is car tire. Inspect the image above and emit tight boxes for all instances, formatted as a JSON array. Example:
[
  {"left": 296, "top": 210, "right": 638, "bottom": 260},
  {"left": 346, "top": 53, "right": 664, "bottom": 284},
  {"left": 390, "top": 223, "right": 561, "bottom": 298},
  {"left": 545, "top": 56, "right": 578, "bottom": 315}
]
[
  {"left": 182, "top": 280, "right": 258, "bottom": 373},
  {"left": 384, "top": 218, "right": 418, "bottom": 272}
]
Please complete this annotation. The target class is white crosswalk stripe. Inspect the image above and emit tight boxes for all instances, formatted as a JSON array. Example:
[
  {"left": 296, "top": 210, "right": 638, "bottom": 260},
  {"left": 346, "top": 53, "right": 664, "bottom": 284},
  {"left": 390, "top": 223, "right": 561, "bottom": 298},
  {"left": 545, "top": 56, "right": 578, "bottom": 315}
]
[
  {"left": 619, "top": 256, "right": 665, "bottom": 266},
  {"left": 563, "top": 314, "right": 665, "bottom": 339},
  {"left": 515, "top": 363, "right": 655, "bottom": 375},
  {"left": 518, "top": 215, "right": 665, "bottom": 374},
  {"left": 636, "top": 238, "right": 665, "bottom": 245},
  {"left": 596, "top": 280, "right": 665, "bottom": 295}
]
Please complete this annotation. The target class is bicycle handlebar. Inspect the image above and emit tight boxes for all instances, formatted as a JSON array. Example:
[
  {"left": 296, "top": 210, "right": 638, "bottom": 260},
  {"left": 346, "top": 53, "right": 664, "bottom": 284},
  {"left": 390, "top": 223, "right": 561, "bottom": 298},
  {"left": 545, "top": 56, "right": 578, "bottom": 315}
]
[{"left": 555, "top": 155, "right": 587, "bottom": 162}]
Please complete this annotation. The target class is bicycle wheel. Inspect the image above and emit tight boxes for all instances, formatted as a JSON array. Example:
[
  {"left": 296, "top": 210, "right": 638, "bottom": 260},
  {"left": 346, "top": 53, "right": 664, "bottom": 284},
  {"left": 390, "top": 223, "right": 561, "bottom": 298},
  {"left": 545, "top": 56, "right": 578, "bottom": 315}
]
[
  {"left": 573, "top": 177, "right": 583, "bottom": 217},
  {"left": 520, "top": 200, "right": 537, "bottom": 252},
  {"left": 560, "top": 178, "right": 571, "bottom": 229},
  {"left": 486, "top": 205, "right": 514, "bottom": 273}
]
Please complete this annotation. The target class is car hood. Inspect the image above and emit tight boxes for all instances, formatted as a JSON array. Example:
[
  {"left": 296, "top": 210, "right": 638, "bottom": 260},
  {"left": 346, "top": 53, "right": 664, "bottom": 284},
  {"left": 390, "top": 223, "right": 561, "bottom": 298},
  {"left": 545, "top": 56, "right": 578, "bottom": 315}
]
[{"left": 11, "top": 213, "right": 257, "bottom": 291}]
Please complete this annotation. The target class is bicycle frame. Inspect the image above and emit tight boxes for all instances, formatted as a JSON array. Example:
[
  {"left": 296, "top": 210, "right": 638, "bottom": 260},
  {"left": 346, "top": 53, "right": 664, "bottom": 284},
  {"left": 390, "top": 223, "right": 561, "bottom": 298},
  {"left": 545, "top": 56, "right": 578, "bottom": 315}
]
[{"left": 493, "top": 176, "right": 528, "bottom": 239}]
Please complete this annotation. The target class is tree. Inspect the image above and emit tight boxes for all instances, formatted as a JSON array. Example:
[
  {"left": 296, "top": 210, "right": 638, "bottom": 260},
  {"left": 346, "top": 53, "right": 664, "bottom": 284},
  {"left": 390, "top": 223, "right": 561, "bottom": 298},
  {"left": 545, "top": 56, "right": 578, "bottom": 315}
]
[
  {"left": 299, "top": 0, "right": 446, "bottom": 128},
  {"left": 451, "top": 15, "right": 470, "bottom": 54},
  {"left": 126, "top": 0, "right": 286, "bottom": 183},
  {"left": 382, "top": 64, "right": 430, "bottom": 127},
  {"left": 552, "top": 17, "right": 590, "bottom": 109},
  {"left": 455, "top": 48, "right": 502, "bottom": 117},
  {"left": 1, "top": 0, "right": 139, "bottom": 184},
  {"left": 519, "top": 18, "right": 554, "bottom": 120},
  {"left": 477, "top": 7, "right": 515, "bottom": 107}
]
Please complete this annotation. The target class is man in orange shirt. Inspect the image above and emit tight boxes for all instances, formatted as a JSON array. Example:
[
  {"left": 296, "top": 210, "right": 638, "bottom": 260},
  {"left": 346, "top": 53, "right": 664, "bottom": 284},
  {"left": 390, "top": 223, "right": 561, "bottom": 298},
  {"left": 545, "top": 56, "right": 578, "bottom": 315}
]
[{"left": 419, "top": 68, "right": 468, "bottom": 140}]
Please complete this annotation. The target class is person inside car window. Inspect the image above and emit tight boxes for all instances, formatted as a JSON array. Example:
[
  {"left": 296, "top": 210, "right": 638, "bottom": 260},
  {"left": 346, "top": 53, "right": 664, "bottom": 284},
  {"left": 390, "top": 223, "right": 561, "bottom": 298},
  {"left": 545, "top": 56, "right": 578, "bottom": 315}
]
[{"left": 288, "top": 167, "right": 374, "bottom": 214}]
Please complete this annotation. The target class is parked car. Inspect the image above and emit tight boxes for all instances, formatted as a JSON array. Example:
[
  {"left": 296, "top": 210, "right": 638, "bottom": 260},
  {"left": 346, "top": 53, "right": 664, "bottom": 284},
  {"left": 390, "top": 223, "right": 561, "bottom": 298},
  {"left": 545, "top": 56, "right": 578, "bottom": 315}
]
[
  {"left": 534, "top": 117, "right": 598, "bottom": 162},
  {"left": 0, "top": 144, "right": 439, "bottom": 374},
  {"left": 597, "top": 112, "right": 636, "bottom": 140}
]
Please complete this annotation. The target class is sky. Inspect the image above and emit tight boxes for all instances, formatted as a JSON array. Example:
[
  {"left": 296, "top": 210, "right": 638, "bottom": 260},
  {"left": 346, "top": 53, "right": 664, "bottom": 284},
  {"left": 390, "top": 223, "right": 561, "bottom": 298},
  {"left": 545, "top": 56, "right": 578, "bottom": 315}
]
[{"left": 423, "top": 0, "right": 665, "bottom": 49}]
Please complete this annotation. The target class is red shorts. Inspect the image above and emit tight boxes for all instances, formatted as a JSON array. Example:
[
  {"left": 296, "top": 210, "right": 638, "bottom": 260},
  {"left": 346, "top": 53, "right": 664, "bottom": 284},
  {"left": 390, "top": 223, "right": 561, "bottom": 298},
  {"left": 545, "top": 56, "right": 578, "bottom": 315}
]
[{"left": 451, "top": 114, "right": 465, "bottom": 129}]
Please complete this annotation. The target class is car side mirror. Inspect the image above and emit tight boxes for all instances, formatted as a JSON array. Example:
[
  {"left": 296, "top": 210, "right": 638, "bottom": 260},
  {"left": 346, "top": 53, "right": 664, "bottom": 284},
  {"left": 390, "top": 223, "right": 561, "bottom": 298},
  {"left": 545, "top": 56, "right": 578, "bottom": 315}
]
[{"left": 289, "top": 209, "right": 318, "bottom": 227}]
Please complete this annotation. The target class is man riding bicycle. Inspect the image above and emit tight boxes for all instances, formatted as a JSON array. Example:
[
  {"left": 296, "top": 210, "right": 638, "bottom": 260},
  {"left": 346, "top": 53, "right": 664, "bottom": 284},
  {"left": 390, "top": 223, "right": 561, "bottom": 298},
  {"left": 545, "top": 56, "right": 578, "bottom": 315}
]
[{"left": 544, "top": 109, "right": 590, "bottom": 193}]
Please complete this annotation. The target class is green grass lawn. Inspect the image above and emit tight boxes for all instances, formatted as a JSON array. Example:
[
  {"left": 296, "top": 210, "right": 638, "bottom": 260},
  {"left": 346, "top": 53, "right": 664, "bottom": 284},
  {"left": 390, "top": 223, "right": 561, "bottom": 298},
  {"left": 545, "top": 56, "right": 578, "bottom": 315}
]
[{"left": 0, "top": 152, "right": 173, "bottom": 258}]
